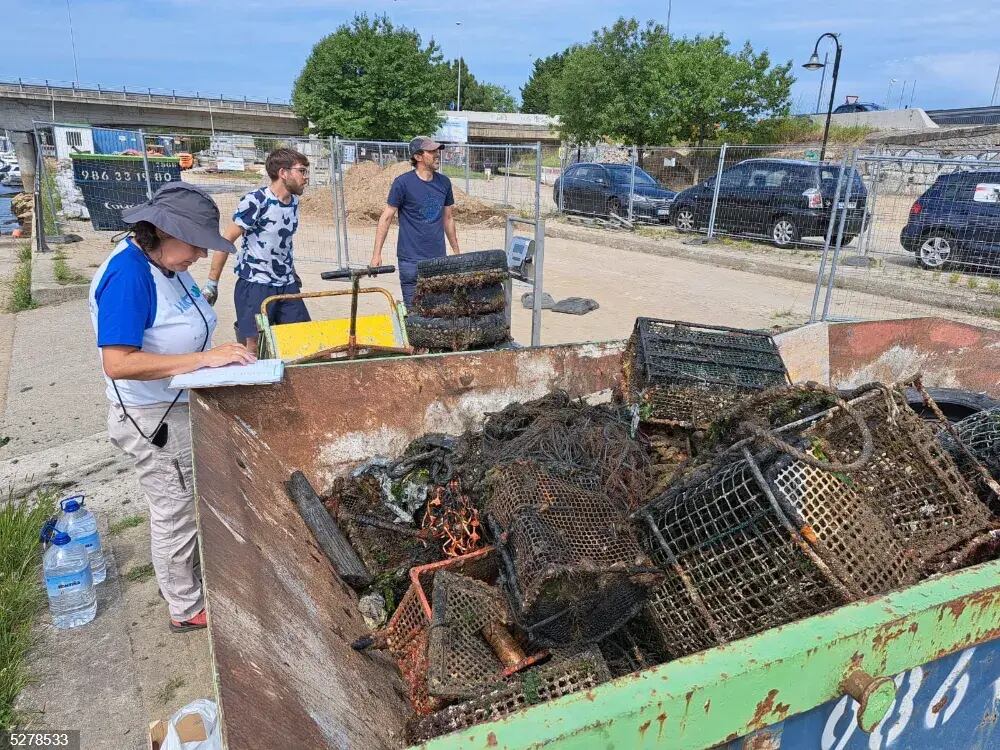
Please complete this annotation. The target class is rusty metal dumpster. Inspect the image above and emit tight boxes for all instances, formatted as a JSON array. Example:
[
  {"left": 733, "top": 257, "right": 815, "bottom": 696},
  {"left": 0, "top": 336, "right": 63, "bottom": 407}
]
[{"left": 191, "top": 317, "right": 1000, "bottom": 750}]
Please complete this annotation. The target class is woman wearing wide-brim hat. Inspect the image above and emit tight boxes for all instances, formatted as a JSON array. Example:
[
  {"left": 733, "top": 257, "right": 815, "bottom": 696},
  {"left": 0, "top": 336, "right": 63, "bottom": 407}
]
[{"left": 89, "top": 182, "right": 255, "bottom": 632}]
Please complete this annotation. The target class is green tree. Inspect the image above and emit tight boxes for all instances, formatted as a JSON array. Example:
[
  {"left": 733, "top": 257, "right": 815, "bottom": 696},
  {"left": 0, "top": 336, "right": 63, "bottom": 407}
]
[
  {"left": 291, "top": 14, "right": 445, "bottom": 139},
  {"left": 551, "top": 18, "right": 793, "bottom": 151},
  {"left": 648, "top": 35, "right": 794, "bottom": 145},
  {"left": 520, "top": 50, "right": 571, "bottom": 114},
  {"left": 551, "top": 19, "right": 671, "bottom": 151},
  {"left": 438, "top": 59, "right": 516, "bottom": 112}
]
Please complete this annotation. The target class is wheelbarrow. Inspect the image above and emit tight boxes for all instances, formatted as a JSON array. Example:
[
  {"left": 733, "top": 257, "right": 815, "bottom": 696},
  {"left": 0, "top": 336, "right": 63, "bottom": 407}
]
[{"left": 255, "top": 265, "right": 413, "bottom": 364}]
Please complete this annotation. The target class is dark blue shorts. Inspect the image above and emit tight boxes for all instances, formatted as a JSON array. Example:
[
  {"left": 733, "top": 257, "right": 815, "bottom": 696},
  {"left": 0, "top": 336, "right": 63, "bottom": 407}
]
[{"left": 234, "top": 277, "right": 310, "bottom": 341}]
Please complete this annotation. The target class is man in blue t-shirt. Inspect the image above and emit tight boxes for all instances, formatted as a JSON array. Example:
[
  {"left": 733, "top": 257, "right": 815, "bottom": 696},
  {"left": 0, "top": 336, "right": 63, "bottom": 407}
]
[{"left": 369, "top": 136, "right": 461, "bottom": 307}]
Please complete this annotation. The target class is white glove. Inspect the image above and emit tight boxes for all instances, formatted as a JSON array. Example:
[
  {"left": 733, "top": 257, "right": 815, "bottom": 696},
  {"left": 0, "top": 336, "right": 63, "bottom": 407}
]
[{"left": 203, "top": 279, "right": 219, "bottom": 306}]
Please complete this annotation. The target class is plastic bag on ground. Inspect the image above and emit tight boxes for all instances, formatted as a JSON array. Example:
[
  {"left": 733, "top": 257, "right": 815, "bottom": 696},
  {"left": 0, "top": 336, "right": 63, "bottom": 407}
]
[{"left": 163, "top": 699, "right": 222, "bottom": 750}]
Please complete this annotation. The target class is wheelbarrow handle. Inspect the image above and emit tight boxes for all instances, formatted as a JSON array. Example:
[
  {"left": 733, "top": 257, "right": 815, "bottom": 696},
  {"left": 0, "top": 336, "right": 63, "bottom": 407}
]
[{"left": 321, "top": 265, "right": 396, "bottom": 280}]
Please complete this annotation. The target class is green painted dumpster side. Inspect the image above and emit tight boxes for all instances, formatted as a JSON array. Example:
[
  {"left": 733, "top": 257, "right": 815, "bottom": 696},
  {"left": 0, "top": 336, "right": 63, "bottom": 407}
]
[{"left": 419, "top": 560, "right": 1000, "bottom": 750}]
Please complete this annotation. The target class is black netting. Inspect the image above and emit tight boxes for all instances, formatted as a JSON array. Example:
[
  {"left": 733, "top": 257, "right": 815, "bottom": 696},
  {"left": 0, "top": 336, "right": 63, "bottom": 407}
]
[
  {"left": 941, "top": 406, "right": 1000, "bottom": 513},
  {"left": 486, "top": 462, "right": 657, "bottom": 646},
  {"left": 597, "top": 610, "right": 671, "bottom": 678},
  {"left": 477, "top": 391, "right": 652, "bottom": 511}
]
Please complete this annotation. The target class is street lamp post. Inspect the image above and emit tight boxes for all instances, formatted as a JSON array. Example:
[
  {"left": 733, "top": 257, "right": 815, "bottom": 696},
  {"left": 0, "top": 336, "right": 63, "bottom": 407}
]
[
  {"left": 455, "top": 21, "right": 462, "bottom": 111},
  {"left": 802, "top": 33, "right": 842, "bottom": 163}
]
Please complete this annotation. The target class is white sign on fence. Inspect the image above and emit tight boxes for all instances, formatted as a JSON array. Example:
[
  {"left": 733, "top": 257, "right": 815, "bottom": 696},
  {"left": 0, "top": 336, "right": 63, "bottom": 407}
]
[
  {"left": 343, "top": 145, "right": 356, "bottom": 164},
  {"left": 216, "top": 157, "right": 245, "bottom": 171},
  {"left": 662, "top": 157, "right": 676, "bottom": 167},
  {"left": 435, "top": 115, "right": 469, "bottom": 144}
]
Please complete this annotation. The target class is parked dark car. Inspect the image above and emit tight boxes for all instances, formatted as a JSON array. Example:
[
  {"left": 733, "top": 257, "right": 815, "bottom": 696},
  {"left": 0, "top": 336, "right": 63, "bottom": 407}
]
[
  {"left": 553, "top": 162, "right": 676, "bottom": 222},
  {"left": 833, "top": 102, "right": 885, "bottom": 114},
  {"left": 900, "top": 170, "right": 1000, "bottom": 270},
  {"left": 669, "top": 158, "right": 868, "bottom": 248}
]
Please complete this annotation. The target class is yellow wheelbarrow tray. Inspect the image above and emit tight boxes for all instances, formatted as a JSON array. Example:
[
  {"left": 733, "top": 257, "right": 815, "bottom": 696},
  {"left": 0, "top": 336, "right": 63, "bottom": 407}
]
[{"left": 256, "top": 273, "right": 412, "bottom": 365}]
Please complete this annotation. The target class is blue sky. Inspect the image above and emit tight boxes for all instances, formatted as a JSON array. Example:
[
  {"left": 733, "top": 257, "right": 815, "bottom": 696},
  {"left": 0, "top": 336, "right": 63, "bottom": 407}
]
[{"left": 6, "top": 0, "right": 999, "bottom": 112}]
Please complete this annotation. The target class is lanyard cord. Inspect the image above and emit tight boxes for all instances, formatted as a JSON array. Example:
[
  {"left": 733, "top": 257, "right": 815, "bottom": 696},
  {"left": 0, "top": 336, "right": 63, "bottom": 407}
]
[{"left": 111, "top": 273, "right": 210, "bottom": 444}]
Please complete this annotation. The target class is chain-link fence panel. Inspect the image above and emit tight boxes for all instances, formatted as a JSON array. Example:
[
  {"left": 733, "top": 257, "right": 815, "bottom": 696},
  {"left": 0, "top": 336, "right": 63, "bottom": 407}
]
[
  {"left": 816, "top": 148, "right": 1000, "bottom": 326},
  {"left": 333, "top": 139, "right": 541, "bottom": 268},
  {"left": 32, "top": 121, "right": 340, "bottom": 264}
]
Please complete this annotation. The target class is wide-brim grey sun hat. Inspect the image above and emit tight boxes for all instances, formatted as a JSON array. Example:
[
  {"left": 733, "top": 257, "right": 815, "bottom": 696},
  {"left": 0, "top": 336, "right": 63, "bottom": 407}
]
[{"left": 122, "top": 182, "right": 236, "bottom": 253}]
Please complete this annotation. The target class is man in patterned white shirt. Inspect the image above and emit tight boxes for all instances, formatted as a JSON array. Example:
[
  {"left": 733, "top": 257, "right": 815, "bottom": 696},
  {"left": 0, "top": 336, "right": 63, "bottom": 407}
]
[{"left": 204, "top": 147, "right": 310, "bottom": 351}]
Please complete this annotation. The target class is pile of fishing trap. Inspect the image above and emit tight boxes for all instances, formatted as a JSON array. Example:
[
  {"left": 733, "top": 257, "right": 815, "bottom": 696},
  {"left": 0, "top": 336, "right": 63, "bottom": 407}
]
[{"left": 338, "top": 317, "right": 999, "bottom": 738}]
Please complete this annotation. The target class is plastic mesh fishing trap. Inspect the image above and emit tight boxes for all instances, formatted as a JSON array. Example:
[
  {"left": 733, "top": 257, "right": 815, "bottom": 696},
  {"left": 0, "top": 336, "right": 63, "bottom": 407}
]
[
  {"left": 486, "top": 461, "right": 658, "bottom": 647},
  {"left": 621, "top": 318, "right": 790, "bottom": 429},
  {"left": 406, "top": 649, "right": 612, "bottom": 744},
  {"left": 940, "top": 406, "right": 1000, "bottom": 513}
]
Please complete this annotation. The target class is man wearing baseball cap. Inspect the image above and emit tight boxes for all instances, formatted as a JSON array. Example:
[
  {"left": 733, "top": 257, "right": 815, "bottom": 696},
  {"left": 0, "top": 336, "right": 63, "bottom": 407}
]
[
  {"left": 370, "top": 136, "right": 461, "bottom": 307},
  {"left": 89, "top": 182, "right": 255, "bottom": 632}
]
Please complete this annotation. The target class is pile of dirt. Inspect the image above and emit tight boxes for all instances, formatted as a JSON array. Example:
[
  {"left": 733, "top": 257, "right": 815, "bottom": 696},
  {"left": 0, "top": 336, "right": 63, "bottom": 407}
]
[{"left": 299, "top": 160, "right": 505, "bottom": 227}]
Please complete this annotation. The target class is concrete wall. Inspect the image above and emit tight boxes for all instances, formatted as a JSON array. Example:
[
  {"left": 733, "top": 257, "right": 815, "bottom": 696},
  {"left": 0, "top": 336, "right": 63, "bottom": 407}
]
[
  {"left": 0, "top": 94, "right": 305, "bottom": 135},
  {"left": 811, "top": 108, "right": 938, "bottom": 131}
]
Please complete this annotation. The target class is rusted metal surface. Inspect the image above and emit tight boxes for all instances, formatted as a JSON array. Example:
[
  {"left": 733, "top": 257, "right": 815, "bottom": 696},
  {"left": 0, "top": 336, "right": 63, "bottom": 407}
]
[
  {"left": 827, "top": 317, "right": 1000, "bottom": 396},
  {"left": 191, "top": 342, "right": 624, "bottom": 750}
]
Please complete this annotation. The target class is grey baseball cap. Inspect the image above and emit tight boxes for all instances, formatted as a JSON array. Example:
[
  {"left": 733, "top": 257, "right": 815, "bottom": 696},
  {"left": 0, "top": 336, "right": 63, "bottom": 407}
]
[
  {"left": 409, "top": 136, "right": 442, "bottom": 156},
  {"left": 121, "top": 182, "right": 236, "bottom": 253}
]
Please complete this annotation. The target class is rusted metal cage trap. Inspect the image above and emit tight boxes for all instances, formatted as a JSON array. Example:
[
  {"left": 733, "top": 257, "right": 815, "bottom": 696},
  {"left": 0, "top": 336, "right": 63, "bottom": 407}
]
[
  {"left": 485, "top": 461, "right": 659, "bottom": 647},
  {"left": 634, "top": 383, "right": 992, "bottom": 658},
  {"left": 407, "top": 649, "right": 612, "bottom": 744},
  {"left": 426, "top": 570, "right": 547, "bottom": 701},
  {"left": 621, "top": 319, "right": 790, "bottom": 429}
]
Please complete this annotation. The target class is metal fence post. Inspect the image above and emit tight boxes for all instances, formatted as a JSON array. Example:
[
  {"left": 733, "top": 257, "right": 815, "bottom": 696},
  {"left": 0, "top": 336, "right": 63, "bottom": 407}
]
[
  {"left": 706, "top": 143, "right": 727, "bottom": 239},
  {"left": 339, "top": 138, "right": 352, "bottom": 266},
  {"left": 138, "top": 130, "right": 154, "bottom": 199},
  {"left": 532, "top": 218, "right": 545, "bottom": 347},
  {"left": 628, "top": 146, "right": 637, "bottom": 223},
  {"left": 860, "top": 146, "right": 881, "bottom": 257},
  {"left": 809, "top": 152, "right": 850, "bottom": 322},
  {"left": 534, "top": 142, "right": 542, "bottom": 229},
  {"left": 32, "top": 128, "right": 51, "bottom": 254},
  {"left": 821, "top": 149, "right": 860, "bottom": 320},
  {"left": 503, "top": 217, "right": 514, "bottom": 327},
  {"left": 464, "top": 144, "right": 471, "bottom": 194},
  {"left": 330, "top": 136, "right": 344, "bottom": 269},
  {"left": 504, "top": 145, "right": 510, "bottom": 207},
  {"left": 558, "top": 147, "right": 566, "bottom": 212}
]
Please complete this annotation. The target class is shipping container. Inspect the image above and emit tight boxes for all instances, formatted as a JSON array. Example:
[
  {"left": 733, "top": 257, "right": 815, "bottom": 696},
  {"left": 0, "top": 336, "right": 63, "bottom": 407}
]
[{"left": 92, "top": 128, "right": 141, "bottom": 155}]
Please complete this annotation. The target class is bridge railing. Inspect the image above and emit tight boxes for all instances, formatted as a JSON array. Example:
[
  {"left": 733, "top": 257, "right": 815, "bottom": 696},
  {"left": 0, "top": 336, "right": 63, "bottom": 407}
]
[{"left": 1, "top": 78, "right": 294, "bottom": 114}]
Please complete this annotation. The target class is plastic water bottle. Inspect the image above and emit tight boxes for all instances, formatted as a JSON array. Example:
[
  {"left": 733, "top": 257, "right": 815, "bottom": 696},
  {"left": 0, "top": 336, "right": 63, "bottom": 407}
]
[
  {"left": 55, "top": 495, "right": 106, "bottom": 583},
  {"left": 43, "top": 530, "right": 97, "bottom": 629}
]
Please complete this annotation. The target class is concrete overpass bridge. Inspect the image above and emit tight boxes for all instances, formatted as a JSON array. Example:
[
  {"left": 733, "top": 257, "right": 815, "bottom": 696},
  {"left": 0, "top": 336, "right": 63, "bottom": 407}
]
[
  {"left": 0, "top": 79, "right": 305, "bottom": 135},
  {"left": 0, "top": 79, "right": 560, "bottom": 142}
]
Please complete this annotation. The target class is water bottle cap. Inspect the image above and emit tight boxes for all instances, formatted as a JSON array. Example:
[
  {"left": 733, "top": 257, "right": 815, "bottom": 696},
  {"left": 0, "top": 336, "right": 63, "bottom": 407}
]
[
  {"left": 51, "top": 531, "right": 72, "bottom": 545},
  {"left": 60, "top": 495, "right": 84, "bottom": 513}
]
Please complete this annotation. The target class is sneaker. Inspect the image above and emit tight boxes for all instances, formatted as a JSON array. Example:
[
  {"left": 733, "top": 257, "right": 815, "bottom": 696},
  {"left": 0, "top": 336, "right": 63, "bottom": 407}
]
[{"left": 169, "top": 609, "right": 207, "bottom": 633}]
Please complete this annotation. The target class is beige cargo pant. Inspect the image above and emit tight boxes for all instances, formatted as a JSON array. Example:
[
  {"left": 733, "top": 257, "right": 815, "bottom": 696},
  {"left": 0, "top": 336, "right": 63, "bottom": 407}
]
[{"left": 108, "top": 402, "right": 203, "bottom": 622}]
